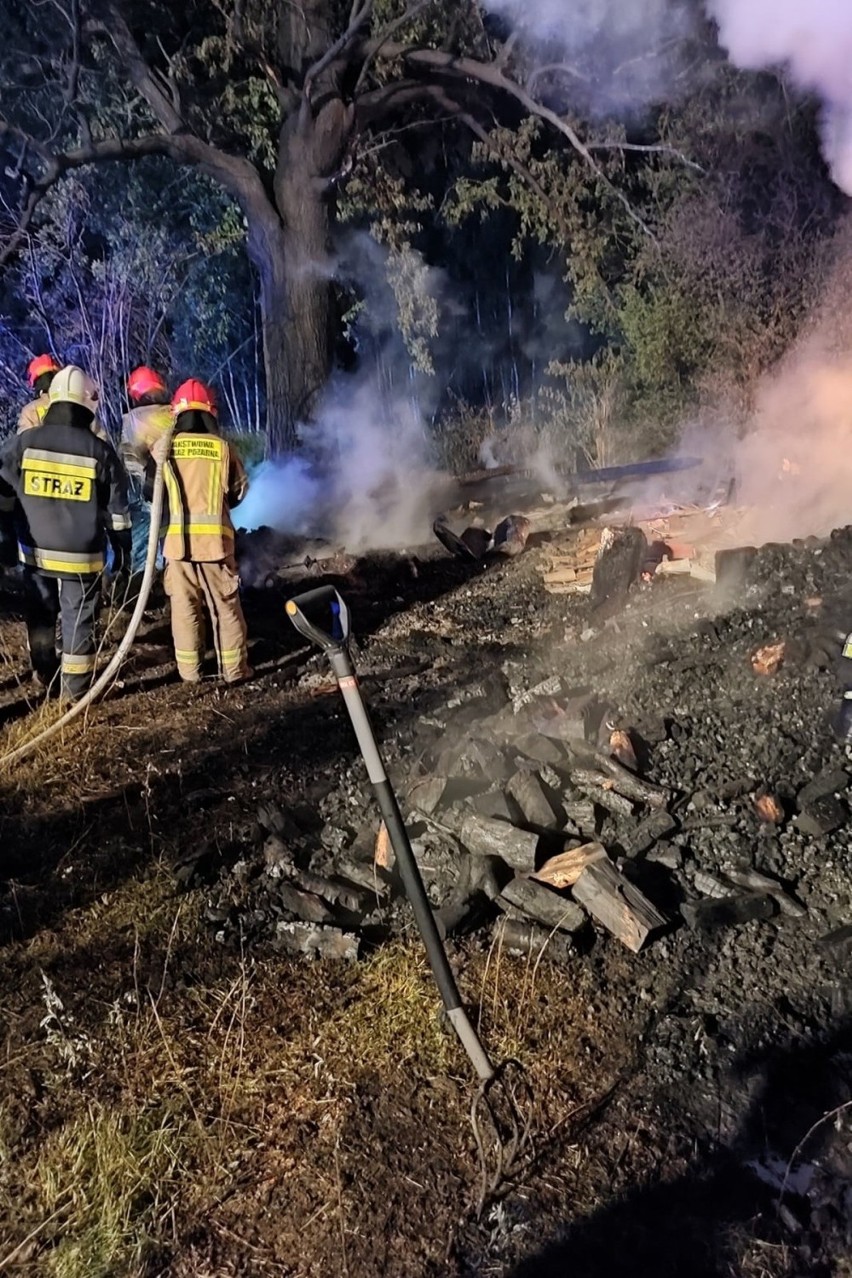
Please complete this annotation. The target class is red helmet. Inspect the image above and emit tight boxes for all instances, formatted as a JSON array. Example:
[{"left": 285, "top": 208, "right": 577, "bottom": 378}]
[
  {"left": 128, "top": 365, "right": 167, "bottom": 401},
  {"left": 171, "top": 378, "right": 217, "bottom": 417},
  {"left": 27, "top": 354, "right": 60, "bottom": 387}
]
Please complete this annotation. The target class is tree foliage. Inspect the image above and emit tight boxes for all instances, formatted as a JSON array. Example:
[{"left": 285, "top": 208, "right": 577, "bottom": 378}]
[{"left": 0, "top": 1, "right": 843, "bottom": 464}]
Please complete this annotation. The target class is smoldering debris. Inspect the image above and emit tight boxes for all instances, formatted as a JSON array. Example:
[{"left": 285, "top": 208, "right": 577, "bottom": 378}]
[{"left": 196, "top": 524, "right": 852, "bottom": 973}]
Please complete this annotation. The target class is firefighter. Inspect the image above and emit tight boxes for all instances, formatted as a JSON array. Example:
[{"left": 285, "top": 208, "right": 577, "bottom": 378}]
[
  {"left": 18, "top": 354, "right": 60, "bottom": 431},
  {"left": 150, "top": 378, "right": 251, "bottom": 684},
  {"left": 120, "top": 365, "right": 172, "bottom": 578},
  {"left": 18, "top": 353, "right": 109, "bottom": 440},
  {"left": 0, "top": 365, "right": 130, "bottom": 700}
]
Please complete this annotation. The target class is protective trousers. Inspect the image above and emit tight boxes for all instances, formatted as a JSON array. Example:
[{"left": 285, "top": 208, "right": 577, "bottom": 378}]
[
  {"left": 163, "top": 557, "right": 249, "bottom": 683},
  {"left": 22, "top": 567, "right": 101, "bottom": 699}
]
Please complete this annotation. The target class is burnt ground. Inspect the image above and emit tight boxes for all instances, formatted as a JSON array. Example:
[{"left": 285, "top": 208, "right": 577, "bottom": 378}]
[{"left": 1, "top": 524, "right": 852, "bottom": 1276}]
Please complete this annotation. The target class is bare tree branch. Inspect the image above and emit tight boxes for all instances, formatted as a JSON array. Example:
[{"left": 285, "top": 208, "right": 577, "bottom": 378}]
[
  {"left": 587, "top": 140, "right": 704, "bottom": 172},
  {"left": 300, "top": 0, "right": 373, "bottom": 128},
  {"left": 353, "top": 0, "right": 435, "bottom": 96},
  {"left": 368, "top": 44, "right": 655, "bottom": 237}
]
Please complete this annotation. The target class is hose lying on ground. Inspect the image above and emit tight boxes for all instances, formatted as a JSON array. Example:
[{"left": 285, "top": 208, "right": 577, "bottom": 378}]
[{"left": 0, "top": 428, "right": 174, "bottom": 769}]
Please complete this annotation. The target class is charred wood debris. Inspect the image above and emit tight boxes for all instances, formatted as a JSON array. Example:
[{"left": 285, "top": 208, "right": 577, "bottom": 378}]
[{"left": 196, "top": 511, "right": 852, "bottom": 970}]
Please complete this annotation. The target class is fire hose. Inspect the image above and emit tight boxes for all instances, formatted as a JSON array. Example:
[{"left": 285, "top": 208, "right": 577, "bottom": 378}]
[
  {"left": 0, "top": 425, "right": 175, "bottom": 769},
  {"left": 286, "top": 585, "right": 532, "bottom": 1210}
]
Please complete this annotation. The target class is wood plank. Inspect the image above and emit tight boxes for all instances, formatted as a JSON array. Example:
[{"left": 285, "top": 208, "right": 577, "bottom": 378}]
[
  {"left": 533, "top": 842, "right": 607, "bottom": 888},
  {"left": 572, "top": 857, "right": 667, "bottom": 952},
  {"left": 544, "top": 581, "right": 592, "bottom": 596}
]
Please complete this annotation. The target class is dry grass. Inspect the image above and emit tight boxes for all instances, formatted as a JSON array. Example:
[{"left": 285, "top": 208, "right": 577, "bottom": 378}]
[{"left": 0, "top": 843, "right": 629, "bottom": 1278}]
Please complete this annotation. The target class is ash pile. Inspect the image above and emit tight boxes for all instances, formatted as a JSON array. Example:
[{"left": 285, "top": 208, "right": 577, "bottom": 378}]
[{"left": 199, "top": 523, "right": 852, "bottom": 967}]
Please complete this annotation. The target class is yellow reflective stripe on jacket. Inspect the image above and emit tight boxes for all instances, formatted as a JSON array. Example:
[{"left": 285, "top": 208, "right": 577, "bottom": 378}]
[
  {"left": 164, "top": 523, "right": 234, "bottom": 537},
  {"left": 18, "top": 545, "right": 104, "bottom": 574},
  {"left": 110, "top": 513, "right": 132, "bottom": 531},
  {"left": 162, "top": 462, "right": 185, "bottom": 557},
  {"left": 22, "top": 450, "right": 98, "bottom": 475},
  {"left": 61, "top": 653, "right": 97, "bottom": 674}
]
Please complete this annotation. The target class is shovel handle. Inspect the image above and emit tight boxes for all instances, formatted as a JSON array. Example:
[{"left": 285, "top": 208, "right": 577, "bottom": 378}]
[{"left": 286, "top": 585, "right": 351, "bottom": 650}]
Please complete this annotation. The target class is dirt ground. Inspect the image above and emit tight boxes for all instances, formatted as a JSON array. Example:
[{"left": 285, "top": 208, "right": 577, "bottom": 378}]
[{"left": 1, "top": 526, "right": 851, "bottom": 1277}]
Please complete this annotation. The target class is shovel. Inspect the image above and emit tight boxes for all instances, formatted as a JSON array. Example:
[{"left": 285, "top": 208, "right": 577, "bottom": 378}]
[
  {"left": 286, "top": 585, "right": 532, "bottom": 1209},
  {"left": 286, "top": 584, "right": 494, "bottom": 1079}
]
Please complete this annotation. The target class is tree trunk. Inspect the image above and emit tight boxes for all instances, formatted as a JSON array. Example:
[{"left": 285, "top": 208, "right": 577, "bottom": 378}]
[
  {"left": 241, "top": 94, "right": 350, "bottom": 455},
  {"left": 246, "top": 189, "right": 332, "bottom": 455}
]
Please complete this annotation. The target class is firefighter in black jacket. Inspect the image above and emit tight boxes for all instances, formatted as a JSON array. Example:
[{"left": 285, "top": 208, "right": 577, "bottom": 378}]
[{"left": 0, "top": 365, "right": 131, "bottom": 700}]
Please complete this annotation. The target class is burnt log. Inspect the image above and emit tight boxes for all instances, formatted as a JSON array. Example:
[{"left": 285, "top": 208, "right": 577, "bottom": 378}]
[
  {"left": 435, "top": 853, "right": 506, "bottom": 937},
  {"left": 568, "top": 746, "right": 671, "bottom": 808},
  {"left": 723, "top": 867, "right": 807, "bottom": 918},
  {"left": 498, "top": 877, "right": 586, "bottom": 933},
  {"left": 460, "top": 526, "right": 492, "bottom": 559},
  {"left": 492, "top": 514, "right": 531, "bottom": 556},
  {"left": 506, "top": 770, "right": 563, "bottom": 829},
  {"left": 493, "top": 916, "right": 573, "bottom": 962},
  {"left": 459, "top": 813, "right": 539, "bottom": 873},
  {"left": 795, "top": 794, "right": 848, "bottom": 838},
  {"left": 405, "top": 776, "right": 447, "bottom": 816},
  {"left": 333, "top": 857, "right": 393, "bottom": 900},
  {"left": 572, "top": 856, "right": 667, "bottom": 952},
  {"left": 570, "top": 772, "right": 636, "bottom": 819},
  {"left": 797, "top": 769, "right": 850, "bottom": 807},
  {"left": 590, "top": 526, "right": 647, "bottom": 609},
  {"left": 680, "top": 894, "right": 776, "bottom": 933},
  {"left": 281, "top": 865, "right": 378, "bottom": 915},
  {"left": 433, "top": 515, "right": 480, "bottom": 561},
  {"left": 563, "top": 798, "right": 599, "bottom": 835},
  {"left": 513, "top": 734, "right": 566, "bottom": 767},
  {"left": 621, "top": 811, "right": 678, "bottom": 858}
]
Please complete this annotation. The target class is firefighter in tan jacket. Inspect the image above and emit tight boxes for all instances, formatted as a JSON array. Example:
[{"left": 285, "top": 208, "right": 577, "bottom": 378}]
[
  {"left": 150, "top": 379, "right": 251, "bottom": 684},
  {"left": 19, "top": 353, "right": 109, "bottom": 440},
  {"left": 18, "top": 354, "right": 60, "bottom": 431}
]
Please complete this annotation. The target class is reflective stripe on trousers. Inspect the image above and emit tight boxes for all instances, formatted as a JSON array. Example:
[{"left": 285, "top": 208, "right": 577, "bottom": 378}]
[
  {"left": 163, "top": 557, "right": 249, "bottom": 682},
  {"left": 22, "top": 568, "right": 101, "bottom": 699}
]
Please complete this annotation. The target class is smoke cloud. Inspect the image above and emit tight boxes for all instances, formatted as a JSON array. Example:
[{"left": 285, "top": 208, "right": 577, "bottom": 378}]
[
  {"left": 707, "top": 0, "right": 852, "bottom": 195},
  {"left": 233, "top": 374, "right": 456, "bottom": 551},
  {"left": 483, "top": 0, "right": 696, "bottom": 112},
  {"left": 721, "top": 214, "right": 852, "bottom": 544}
]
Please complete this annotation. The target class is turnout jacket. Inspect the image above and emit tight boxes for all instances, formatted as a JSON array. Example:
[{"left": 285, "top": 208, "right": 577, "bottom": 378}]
[
  {"left": 17, "top": 394, "right": 50, "bottom": 432},
  {"left": 149, "top": 421, "right": 249, "bottom": 562},
  {"left": 18, "top": 395, "right": 109, "bottom": 440},
  {"left": 0, "top": 413, "right": 130, "bottom": 577},
  {"left": 120, "top": 403, "right": 173, "bottom": 481}
]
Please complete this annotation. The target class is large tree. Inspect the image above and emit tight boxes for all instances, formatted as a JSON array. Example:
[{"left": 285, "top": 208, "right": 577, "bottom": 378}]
[{"left": 0, "top": 0, "right": 670, "bottom": 451}]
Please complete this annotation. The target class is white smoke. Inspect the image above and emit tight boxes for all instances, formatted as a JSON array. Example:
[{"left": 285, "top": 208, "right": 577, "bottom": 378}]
[
  {"left": 707, "top": 0, "right": 852, "bottom": 194},
  {"left": 234, "top": 376, "right": 454, "bottom": 551},
  {"left": 483, "top": 0, "right": 696, "bottom": 112},
  {"left": 234, "top": 229, "right": 460, "bottom": 551}
]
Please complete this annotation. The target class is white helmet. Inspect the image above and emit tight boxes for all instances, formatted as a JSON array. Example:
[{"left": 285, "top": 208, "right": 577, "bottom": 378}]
[{"left": 48, "top": 364, "right": 99, "bottom": 412}]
